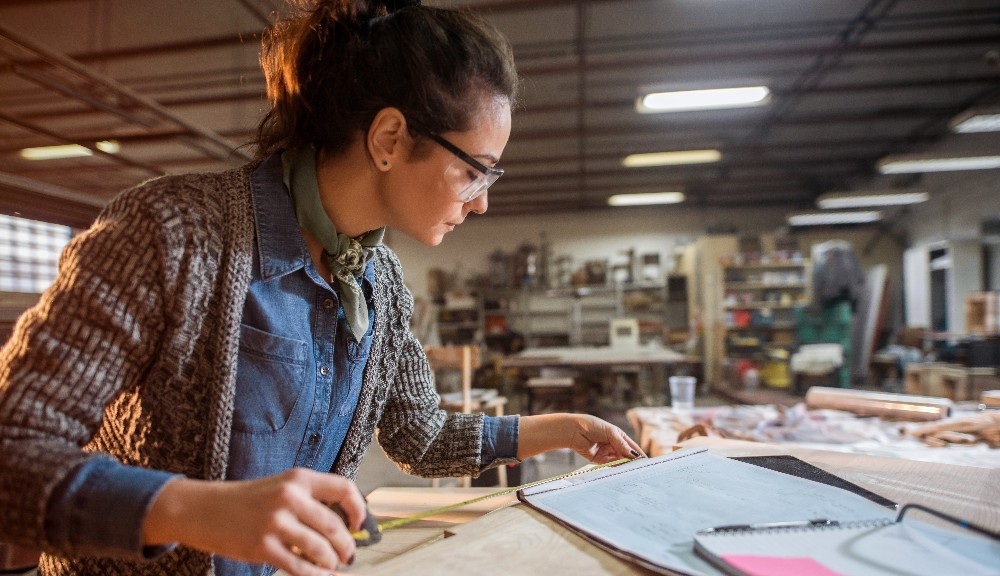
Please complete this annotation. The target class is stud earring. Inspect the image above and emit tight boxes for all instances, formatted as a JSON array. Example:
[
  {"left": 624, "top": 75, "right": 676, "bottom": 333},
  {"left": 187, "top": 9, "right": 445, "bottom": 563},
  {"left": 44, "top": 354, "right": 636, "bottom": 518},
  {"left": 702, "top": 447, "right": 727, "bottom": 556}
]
[{"left": 382, "top": 160, "right": 390, "bottom": 168}]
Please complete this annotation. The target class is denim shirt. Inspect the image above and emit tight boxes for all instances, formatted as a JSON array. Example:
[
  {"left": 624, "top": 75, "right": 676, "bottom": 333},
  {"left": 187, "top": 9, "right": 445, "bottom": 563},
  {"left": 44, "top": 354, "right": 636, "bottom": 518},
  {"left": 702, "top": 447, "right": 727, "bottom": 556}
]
[
  {"left": 212, "top": 155, "right": 377, "bottom": 576},
  {"left": 216, "top": 155, "right": 517, "bottom": 576},
  {"left": 44, "top": 154, "right": 517, "bottom": 570}
]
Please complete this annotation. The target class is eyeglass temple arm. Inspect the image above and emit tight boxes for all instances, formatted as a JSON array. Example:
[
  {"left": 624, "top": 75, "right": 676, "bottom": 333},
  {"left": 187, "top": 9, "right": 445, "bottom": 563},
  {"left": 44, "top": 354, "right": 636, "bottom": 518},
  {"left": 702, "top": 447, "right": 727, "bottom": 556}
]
[
  {"left": 426, "top": 133, "right": 499, "bottom": 175},
  {"left": 896, "top": 503, "right": 1000, "bottom": 540}
]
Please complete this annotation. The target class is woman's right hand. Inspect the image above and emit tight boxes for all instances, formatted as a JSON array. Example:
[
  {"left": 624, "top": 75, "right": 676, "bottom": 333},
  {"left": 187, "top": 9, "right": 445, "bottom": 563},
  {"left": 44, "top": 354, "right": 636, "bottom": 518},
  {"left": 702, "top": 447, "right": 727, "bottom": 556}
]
[{"left": 143, "top": 468, "right": 366, "bottom": 576}]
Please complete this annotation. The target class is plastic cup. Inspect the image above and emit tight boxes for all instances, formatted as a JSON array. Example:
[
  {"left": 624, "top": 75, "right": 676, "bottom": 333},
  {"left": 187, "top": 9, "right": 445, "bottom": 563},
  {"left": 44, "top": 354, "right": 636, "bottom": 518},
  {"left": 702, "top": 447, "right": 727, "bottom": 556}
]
[{"left": 669, "top": 375, "right": 697, "bottom": 413}]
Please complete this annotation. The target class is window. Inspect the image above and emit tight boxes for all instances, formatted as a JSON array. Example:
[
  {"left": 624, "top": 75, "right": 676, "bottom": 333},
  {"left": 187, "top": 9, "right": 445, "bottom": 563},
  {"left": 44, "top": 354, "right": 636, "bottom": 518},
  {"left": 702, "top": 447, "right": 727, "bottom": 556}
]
[{"left": 0, "top": 214, "right": 72, "bottom": 293}]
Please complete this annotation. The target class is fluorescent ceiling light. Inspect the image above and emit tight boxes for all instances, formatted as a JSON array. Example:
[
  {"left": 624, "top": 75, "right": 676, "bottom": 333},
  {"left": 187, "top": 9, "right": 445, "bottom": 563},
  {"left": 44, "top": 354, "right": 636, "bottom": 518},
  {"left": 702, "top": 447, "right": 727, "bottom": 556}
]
[
  {"left": 623, "top": 149, "right": 721, "bottom": 167},
  {"left": 96, "top": 140, "right": 120, "bottom": 154},
  {"left": 608, "top": 192, "right": 685, "bottom": 206},
  {"left": 637, "top": 86, "right": 770, "bottom": 113},
  {"left": 950, "top": 107, "right": 1000, "bottom": 133},
  {"left": 20, "top": 140, "right": 120, "bottom": 161},
  {"left": 878, "top": 154, "right": 1000, "bottom": 174},
  {"left": 787, "top": 211, "right": 881, "bottom": 226},
  {"left": 816, "top": 190, "right": 929, "bottom": 209},
  {"left": 20, "top": 144, "right": 91, "bottom": 160}
]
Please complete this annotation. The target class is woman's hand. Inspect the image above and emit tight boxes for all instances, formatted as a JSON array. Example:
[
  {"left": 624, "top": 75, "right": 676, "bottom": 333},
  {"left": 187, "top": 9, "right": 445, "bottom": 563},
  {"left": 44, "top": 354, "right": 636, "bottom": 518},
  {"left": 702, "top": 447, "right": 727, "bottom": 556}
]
[
  {"left": 143, "top": 468, "right": 366, "bottom": 576},
  {"left": 567, "top": 413, "right": 647, "bottom": 463},
  {"left": 517, "top": 413, "right": 646, "bottom": 463}
]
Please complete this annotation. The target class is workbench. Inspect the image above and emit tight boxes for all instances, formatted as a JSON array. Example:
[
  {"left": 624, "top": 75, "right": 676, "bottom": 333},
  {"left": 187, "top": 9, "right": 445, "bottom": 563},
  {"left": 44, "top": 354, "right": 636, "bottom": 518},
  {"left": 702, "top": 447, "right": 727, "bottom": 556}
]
[{"left": 292, "top": 439, "right": 1000, "bottom": 576}]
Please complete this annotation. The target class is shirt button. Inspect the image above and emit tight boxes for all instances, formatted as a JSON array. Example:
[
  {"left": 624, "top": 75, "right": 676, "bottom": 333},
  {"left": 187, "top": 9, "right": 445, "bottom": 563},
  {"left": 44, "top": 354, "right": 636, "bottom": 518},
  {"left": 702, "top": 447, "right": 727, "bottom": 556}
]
[
  {"left": 308, "top": 434, "right": 321, "bottom": 445},
  {"left": 324, "top": 298, "right": 335, "bottom": 309},
  {"left": 319, "top": 365, "right": 331, "bottom": 377}
]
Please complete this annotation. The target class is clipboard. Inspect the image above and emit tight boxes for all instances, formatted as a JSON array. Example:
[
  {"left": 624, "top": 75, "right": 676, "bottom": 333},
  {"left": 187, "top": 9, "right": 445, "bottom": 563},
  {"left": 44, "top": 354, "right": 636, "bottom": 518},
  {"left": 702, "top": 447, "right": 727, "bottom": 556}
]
[{"left": 516, "top": 448, "right": 898, "bottom": 576}]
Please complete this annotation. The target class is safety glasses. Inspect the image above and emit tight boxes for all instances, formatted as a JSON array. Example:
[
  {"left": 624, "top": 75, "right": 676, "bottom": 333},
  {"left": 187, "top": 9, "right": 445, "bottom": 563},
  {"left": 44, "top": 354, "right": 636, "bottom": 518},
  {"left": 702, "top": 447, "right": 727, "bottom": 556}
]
[{"left": 425, "top": 132, "right": 503, "bottom": 203}]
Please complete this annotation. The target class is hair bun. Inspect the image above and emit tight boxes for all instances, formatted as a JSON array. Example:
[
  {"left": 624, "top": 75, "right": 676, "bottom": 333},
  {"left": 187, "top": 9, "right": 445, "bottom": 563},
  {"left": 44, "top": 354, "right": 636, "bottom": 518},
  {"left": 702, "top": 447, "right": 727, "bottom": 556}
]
[{"left": 381, "top": 0, "right": 420, "bottom": 12}]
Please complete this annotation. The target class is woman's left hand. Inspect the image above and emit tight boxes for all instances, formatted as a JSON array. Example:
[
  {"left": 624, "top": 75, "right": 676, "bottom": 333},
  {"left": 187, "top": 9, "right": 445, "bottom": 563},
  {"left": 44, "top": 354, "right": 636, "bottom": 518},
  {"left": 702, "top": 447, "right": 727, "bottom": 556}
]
[
  {"left": 568, "top": 414, "right": 646, "bottom": 463},
  {"left": 517, "top": 413, "right": 646, "bottom": 463}
]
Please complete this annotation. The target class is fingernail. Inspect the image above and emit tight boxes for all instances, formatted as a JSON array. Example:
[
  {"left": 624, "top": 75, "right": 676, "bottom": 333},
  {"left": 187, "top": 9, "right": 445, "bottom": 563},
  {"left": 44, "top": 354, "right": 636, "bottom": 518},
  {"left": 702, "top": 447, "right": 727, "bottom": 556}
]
[
  {"left": 630, "top": 449, "right": 639, "bottom": 457},
  {"left": 348, "top": 554, "right": 356, "bottom": 566}
]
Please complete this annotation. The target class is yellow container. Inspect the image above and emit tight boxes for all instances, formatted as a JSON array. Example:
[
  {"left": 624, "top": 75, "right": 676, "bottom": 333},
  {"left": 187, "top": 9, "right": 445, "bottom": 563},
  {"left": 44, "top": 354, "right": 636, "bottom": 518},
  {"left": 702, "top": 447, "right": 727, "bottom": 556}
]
[{"left": 761, "top": 359, "right": 790, "bottom": 388}]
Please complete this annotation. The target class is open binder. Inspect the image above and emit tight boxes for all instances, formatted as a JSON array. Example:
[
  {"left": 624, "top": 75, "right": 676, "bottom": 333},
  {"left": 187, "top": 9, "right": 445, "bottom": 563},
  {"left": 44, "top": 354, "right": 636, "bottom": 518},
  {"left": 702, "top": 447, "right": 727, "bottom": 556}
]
[
  {"left": 516, "top": 448, "right": 997, "bottom": 576},
  {"left": 694, "top": 503, "right": 1000, "bottom": 576}
]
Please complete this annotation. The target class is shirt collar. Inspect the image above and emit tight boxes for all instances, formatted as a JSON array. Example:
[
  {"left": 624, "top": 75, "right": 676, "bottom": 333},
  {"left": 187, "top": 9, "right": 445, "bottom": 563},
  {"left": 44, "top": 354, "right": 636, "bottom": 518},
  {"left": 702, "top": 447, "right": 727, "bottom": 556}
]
[{"left": 249, "top": 152, "right": 376, "bottom": 290}]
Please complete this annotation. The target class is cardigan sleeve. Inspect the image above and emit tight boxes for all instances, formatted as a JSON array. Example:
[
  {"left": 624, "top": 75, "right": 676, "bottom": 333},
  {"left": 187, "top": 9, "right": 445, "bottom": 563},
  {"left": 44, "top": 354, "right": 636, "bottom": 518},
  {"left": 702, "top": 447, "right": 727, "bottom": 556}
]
[
  {"left": 0, "top": 188, "right": 176, "bottom": 556},
  {"left": 369, "top": 248, "right": 521, "bottom": 478},
  {"left": 376, "top": 326, "right": 489, "bottom": 477}
]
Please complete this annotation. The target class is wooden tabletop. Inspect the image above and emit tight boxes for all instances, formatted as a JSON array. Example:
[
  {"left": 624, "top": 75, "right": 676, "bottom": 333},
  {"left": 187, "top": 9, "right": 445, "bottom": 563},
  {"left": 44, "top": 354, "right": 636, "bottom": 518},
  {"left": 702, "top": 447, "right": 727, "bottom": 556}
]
[
  {"left": 320, "top": 440, "right": 1000, "bottom": 576},
  {"left": 503, "top": 346, "right": 688, "bottom": 369}
]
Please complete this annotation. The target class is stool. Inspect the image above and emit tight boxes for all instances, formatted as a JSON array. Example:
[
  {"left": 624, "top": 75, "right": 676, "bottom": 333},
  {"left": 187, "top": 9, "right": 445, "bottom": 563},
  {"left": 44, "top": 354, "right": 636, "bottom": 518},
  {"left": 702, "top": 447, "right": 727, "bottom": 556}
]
[
  {"left": 928, "top": 365, "right": 996, "bottom": 401},
  {"left": 937, "top": 366, "right": 971, "bottom": 400},
  {"left": 526, "top": 376, "right": 576, "bottom": 415},
  {"left": 905, "top": 363, "right": 966, "bottom": 399}
]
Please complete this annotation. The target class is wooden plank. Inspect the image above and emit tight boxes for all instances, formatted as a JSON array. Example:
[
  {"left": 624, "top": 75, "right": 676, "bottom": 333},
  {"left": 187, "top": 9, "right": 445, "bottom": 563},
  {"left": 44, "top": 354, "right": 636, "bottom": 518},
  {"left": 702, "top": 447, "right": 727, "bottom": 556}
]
[{"left": 359, "top": 506, "right": 646, "bottom": 576}]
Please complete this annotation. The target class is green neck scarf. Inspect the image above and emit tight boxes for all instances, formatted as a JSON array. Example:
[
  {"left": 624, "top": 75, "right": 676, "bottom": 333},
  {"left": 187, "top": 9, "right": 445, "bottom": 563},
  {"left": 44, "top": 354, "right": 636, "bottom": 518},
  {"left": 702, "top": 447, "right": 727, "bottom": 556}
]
[{"left": 282, "top": 147, "right": 385, "bottom": 341}]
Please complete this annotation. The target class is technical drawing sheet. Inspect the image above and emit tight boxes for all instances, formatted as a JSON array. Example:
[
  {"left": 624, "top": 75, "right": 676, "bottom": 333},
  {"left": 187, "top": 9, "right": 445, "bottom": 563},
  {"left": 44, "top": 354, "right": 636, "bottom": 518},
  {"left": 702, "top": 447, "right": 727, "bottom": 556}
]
[{"left": 517, "top": 447, "right": 895, "bottom": 576}]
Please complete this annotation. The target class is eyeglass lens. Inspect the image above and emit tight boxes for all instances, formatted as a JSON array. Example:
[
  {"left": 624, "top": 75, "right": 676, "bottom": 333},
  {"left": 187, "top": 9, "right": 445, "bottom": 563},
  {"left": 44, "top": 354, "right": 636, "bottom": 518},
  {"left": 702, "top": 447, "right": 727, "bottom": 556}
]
[
  {"left": 424, "top": 132, "right": 502, "bottom": 203},
  {"left": 443, "top": 156, "right": 500, "bottom": 202}
]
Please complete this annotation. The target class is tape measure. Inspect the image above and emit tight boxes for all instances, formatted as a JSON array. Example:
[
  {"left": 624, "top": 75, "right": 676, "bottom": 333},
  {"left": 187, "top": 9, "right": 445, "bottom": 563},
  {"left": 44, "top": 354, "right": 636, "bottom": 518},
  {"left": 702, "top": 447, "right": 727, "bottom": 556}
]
[{"left": 351, "top": 456, "right": 633, "bottom": 544}]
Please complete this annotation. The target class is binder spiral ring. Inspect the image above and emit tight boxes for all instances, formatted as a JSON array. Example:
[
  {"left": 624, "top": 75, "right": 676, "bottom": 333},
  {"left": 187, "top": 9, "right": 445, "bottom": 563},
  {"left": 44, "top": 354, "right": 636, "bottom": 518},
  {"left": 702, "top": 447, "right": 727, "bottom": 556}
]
[{"left": 700, "top": 517, "right": 894, "bottom": 535}]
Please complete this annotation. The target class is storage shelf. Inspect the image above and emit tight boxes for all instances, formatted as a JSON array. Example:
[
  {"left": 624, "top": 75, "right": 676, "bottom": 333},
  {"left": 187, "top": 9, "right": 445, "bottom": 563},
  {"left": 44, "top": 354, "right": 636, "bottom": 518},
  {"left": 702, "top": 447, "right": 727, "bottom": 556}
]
[
  {"left": 438, "top": 321, "right": 480, "bottom": 329},
  {"left": 619, "top": 283, "right": 667, "bottom": 291},
  {"left": 724, "top": 282, "right": 806, "bottom": 290},
  {"left": 525, "top": 309, "right": 571, "bottom": 316},
  {"left": 726, "top": 323, "right": 796, "bottom": 330},
  {"left": 723, "top": 262, "right": 806, "bottom": 270},
  {"left": 721, "top": 257, "right": 810, "bottom": 389},
  {"left": 725, "top": 303, "right": 799, "bottom": 310},
  {"left": 480, "top": 281, "right": 676, "bottom": 348}
]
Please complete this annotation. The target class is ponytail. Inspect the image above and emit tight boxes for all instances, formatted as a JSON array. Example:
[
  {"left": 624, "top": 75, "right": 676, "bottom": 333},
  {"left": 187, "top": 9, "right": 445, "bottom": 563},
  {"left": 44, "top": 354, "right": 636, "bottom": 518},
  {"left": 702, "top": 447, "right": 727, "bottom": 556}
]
[{"left": 255, "top": 0, "right": 519, "bottom": 159}]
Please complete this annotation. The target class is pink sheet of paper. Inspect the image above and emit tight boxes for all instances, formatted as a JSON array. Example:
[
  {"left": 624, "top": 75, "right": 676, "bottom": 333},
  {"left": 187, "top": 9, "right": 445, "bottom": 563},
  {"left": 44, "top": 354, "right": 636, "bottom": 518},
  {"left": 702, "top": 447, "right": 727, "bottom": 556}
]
[{"left": 720, "top": 554, "right": 844, "bottom": 576}]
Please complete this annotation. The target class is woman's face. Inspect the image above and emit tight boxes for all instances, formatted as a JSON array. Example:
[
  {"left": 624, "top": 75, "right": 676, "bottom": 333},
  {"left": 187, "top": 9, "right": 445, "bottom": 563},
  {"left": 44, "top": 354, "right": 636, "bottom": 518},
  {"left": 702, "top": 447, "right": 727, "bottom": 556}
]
[{"left": 388, "top": 95, "right": 512, "bottom": 246}]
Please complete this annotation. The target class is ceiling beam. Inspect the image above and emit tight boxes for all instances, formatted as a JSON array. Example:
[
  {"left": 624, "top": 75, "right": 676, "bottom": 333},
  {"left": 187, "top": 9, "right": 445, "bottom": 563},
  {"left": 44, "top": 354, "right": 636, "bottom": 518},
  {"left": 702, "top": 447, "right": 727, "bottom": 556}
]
[
  {"left": 0, "top": 171, "right": 104, "bottom": 229},
  {"left": 2, "top": 26, "right": 994, "bottom": 79},
  {"left": 0, "top": 110, "right": 164, "bottom": 176},
  {"left": 0, "top": 24, "right": 252, "bottom": 163},
  {"left": 516, "top": 32, "right": 1000, "bottom": 75},
  {"left": 0, "top": 171, "right": 105, "bottom": 208}
]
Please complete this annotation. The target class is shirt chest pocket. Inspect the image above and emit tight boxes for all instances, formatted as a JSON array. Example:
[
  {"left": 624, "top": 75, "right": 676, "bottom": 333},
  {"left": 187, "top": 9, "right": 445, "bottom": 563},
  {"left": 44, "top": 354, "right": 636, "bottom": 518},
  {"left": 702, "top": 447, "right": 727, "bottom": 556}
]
[{"left": 233, "top": 324, "right": 309, "bottom": 434}]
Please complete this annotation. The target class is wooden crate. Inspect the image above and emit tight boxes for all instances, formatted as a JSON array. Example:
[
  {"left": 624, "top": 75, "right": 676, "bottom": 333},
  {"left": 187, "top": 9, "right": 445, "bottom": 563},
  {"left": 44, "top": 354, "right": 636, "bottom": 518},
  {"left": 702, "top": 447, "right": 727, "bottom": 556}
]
[
  {"left": 905, "top": 362, "right": 997, "bottom": 401},
  {"left": 965, "top": 291, "right": 1000, "bottom": 335}
]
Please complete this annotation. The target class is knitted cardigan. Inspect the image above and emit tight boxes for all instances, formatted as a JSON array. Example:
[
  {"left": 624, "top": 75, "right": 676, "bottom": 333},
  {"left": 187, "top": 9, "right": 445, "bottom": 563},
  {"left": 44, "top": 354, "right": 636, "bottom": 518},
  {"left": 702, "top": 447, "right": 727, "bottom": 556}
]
[{"left": 0, "top": 162, "right": 486, "bottom": 575}]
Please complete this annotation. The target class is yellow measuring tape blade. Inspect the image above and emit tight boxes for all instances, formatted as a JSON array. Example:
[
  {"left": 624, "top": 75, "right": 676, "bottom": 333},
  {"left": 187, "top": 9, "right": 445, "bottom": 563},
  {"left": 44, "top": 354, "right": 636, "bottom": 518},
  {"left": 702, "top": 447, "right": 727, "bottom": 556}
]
[{"left": 352, "top": 456, "right": 632, "bottom": 540}]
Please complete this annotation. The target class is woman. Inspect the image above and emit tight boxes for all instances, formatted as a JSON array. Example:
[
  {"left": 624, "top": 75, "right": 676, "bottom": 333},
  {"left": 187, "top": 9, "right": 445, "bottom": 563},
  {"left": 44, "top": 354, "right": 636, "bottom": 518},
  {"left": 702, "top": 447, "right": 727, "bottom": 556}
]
[{"left": 0, "top": 1, "right": 643, "bottom": 575}]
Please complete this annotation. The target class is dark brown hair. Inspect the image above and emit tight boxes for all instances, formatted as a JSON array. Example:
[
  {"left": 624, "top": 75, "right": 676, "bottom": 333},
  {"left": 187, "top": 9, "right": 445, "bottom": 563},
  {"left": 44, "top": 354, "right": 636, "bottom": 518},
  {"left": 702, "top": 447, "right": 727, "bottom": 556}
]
[{"left": 255, "top": 0, "right": 519, "bottom": 159}]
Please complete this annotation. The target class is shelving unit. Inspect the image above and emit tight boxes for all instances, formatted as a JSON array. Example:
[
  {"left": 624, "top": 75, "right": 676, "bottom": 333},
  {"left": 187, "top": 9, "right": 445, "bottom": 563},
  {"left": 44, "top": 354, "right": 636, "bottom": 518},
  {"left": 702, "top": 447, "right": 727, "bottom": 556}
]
[
  {"left": 664, "top": 275, "right": 689, "bottom": 346},
  {"left": 436, "top": 306, "right": 480, "bottom": 346},
  {"left": 721, "top": 259, "right": 811, "bottom": 388},
  {"left": 481, "top": 283, "right": 672, "bottom": 349}
]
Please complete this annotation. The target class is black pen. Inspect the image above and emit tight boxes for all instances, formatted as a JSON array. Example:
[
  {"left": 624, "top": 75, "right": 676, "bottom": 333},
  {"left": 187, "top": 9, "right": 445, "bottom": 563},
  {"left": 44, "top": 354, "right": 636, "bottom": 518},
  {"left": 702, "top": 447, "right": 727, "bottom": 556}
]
[{"left": 699, "top": 518, "right": 838, "bottom": 533}]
